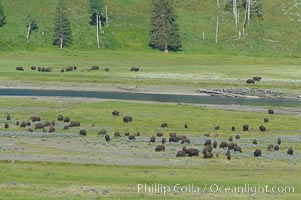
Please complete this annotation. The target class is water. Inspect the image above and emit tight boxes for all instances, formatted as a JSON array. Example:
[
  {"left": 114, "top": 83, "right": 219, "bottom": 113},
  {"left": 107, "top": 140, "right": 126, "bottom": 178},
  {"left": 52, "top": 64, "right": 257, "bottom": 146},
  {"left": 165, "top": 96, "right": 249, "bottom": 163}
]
[{"left": 0, "top": 88, "right": 300, "bottom": 107}]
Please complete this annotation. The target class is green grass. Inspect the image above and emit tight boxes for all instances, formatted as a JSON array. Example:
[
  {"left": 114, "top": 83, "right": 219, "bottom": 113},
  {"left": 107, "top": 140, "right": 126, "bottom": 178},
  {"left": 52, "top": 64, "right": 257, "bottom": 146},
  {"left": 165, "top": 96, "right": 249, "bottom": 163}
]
[{"left": 0, "top": 0, "right": 300, "bottom": 57}]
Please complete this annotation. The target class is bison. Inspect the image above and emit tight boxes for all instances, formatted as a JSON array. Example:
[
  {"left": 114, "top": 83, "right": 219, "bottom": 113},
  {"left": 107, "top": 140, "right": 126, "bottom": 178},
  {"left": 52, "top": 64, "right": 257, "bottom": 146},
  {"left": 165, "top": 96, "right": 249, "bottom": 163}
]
[
  {"left": 4, "top": 122, "right": 9, "bottom": 129},
  {"left": 176, "top": 151, "right": 186, "bottom": 157},
  {"left": 277, "top": 138, "right": 281, "bottom": 145},
  {"left": 259, "top": 125, "right": 266, "bottom": 132},
  {"left": 228, "top": 143, "right": 237, "bottom": 150},
  {"left": 203, "top": 151, "right": 213, "bottom": 159},
  {"left": 63, "top": 125, "right": 69, "bottom": 130},
  {"left": 226, "top": 150, "right": 231, "bottom": 160},
  {"left": 246, "top": 79, "right": 255, "bottom": 84},
  {"left": 35, "top": 123, "right": 44, "bottom": 130},
  {"left": 219, "top": 141, "right": 228, "bottom": 149},
  {"left": 16, "top": 66, "right": 24, "bottom": 71},
  {"left": 274, "top": 145, "right": 280, "bottom": 151},
  {"left": 90, "top": 66, "right": 100, "bottom": 71},
  {"left": 184, "top": 123, "right": 188, "bottom": 129},
  {"left": 234, "top": 146, "right": 242, "bottom": 153},
  {"left": 105, "top": 135, "right": 110, "bottom": 142},
  {"left": 130, "top": 67, "right": 140, "bottom": 72},
  {"left": 161, "top": 122, "right": 168, "bottom": 128},
  {"left": 149, "top": 136, "right": 156, "bottom": 143},
  {"left": 123, "top": 116, "right": 133, "bottom": 123},
  {"left": 156, "top": 132, "right": 163, "bottom": 137},
  {"left": 161, "top": 138, "right": 166, "bottom": 144},
  {"left": 229, "top": 136, "right": 233, "bottom": 142},
  {"left": 98, "top": 128, "right": 106, "bottom": 135},
  {"left": 254, "top": 149, "right": 262, "bottom": 157},
  {"left": 235, "top": 134, "right": 240, "bottom": 140},
  {"left": 264, "top": 118, "right": 269, "bottom": 123},
  {"left": 204, "top": 139, "right": 212, "bottom": 146},
  {"left": 252, "top": 76, "right": 262, "bottom": 81},
  {"left": 64, "top": 117, "right": 70, "bottom": 123},
  {"left": 183, "top": 146, "right": 199, "bottom": 157},
  {"left": 243, "top": 124, "right": 249, "bottom": 131},
  {"left": 231, "top": 126, "right": 235, "bottom": 131},
  {"left": 30, "top": 116, "right": 41, "bottom": 122},
  {"left": 129, "top": 135, "right": 136, "bottom": 140},
  {"left": 114, "top": 132, "right": 121, "bottom": 137},
  {"left": 6, "top": 114, "right": 11, "bottom": 121},
  {"left": 267, "top": 144, "right": 274, "bottom": 151},
  {"left": 79, "top": 130, "right": 87, "bottom": 136},
  {"left": 31, "top": 66, "right": 37, "bottom": 70},
  {"left": 214, "top": 125, "right": 220, "bottom": 130},
  {"left": 268, "top": 109, "right": 274, "bottom": 114},
  {"left": 287, "top": 147, "right": 293, "bottom": 155},
  {"left": 253, "top": 139, "right": 258, "bottom": 145},
  {"left": 213, "top": 141, "right": 217, "bottom": 148},
  {"left": 66, "top": 66, "right": 73, "bottom": 72},
  {"left": 104, "top": 67, "right": 110, "bottom": 72},
  {"left": 112, "top": 111, "right": 119, "bottom": 116},
  {"left": 58, "top": 114, "right": 64, "bottom": 121},
  {"left": 48, "top": 127, "right": 55, "bottom": 133},
  {"left": 70, "top": 122, "right": 80, "bottom": 127},
  {"left": 155, "top": 145, "right": 165, "bottom": 152}
]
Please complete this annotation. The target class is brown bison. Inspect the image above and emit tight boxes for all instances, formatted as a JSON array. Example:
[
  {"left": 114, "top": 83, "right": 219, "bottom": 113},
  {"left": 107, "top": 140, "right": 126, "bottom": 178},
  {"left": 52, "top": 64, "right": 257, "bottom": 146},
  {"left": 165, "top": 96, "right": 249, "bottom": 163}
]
[
  {"left": 112, "top": 111, "right": 119, "bottom": 116},
  {"left": 161, "top": 138, "right": 166, "bottom": 144},
  {"left": 246, "top": 79, "right": 255, "bottom": 84},
  {"left": 136, "top": 132, "right": 140, "bottom": 136},
  {"left": 105, "top": 135, "right": 110, "bottom": 142},
  {"left": 98, "top": 128, "right": 106, "bottom": 135},
  {"left": 104, "top": 67, "right": 110, "bottom": 72},
  {"left": 243, "top": 124, "right": 249, "bottom": 131},
  {"left": 253, "top": 139, "right": 258, "bottom": 145},
  {"left": 219, "top": 141, "right": 228, "bottom": 149},
  {"left": 155, "top": 145, "right": 165, "bottom": 152},
  {"left": 264, "top": 118, "right": 269, "bottom": 123},
  {"left": 149, "top": 136, "right": 156, "bottom": 143},
  {"left": 48, "top": 127, "right": 55, "bottom": 133},
  {"left": 274, "top": 145, "right": 280, "bottom": 151},
  {"left": 114, "top": 132, "right": 121, "bottom": 137},
  {"left": 267, "top": 144, "right": 274, "bottom": 151},
  {"left": 129, "top": 135, "right": 136, "bottom": 140},
  {"left": 79, "top": 130, "right": 87, "bottom": 136},
  {"left": 268, "top": 109, "right": 274, "bottom": 114},
  {"left": 123, "top": 116, "right": 133, "bottom": 123},
  {"left": 124, "top": 131, "right": 130, "bottom": 136},
  {"left": 90, "top": 66, "right": 100, "bottom": 71},
  {"left": 28, "top": 128, "right": 34, "bottom": 132},
  {"left": 4, "top": 122, "right": 9, "bottom": 129},
  {"left": 70, "top": 122, "right": 80, "bottom": 127},
  {"left": 259, "top": 125, "right": 266, "bottom": 132},
  {"left": 184, "top": 123, "right": 188, "bottom": 129},
  {"left": 287, "top": 147, "right": 293, "bottom": 155},
  {"left": 63, "top": 125, "right": 69, "bottom": 130},
  {"left": 64, "top": 117, "right": 70, "bottom": 123},
  {"left": 58, "top": 114, "right": 64, "bottom": 121},
  {"left": 156, "top": 132, "right": 163, "bottom": 137},
  {"left": 234, "top": 146, "right": 242, "bottom": 153},
  {"left": 229, "top": 136, "right": 233, "bottom": 142},
  {"left": 228, "top": 143, "right": 237, "bottom": 150},
  {"left": 31, "top": 66, "right": 37, "bottom": 70},
  {"left": 231, "top": 126, "right": 235, "bottom": 131},
  {"left": 30, "top": 116, "right": 41, "bottom": 122},
  {"left": 252, "top": 76, "right": 262, "bottom": 81},
  {"left": 176, "top": 151, "right": 186, "bottom": 157},
  {"left": 169, "top": 134, "right": 179, "bottom": 142},
  {"left": 181, "top": 138, "right": 190, "bottom": 144},
  {"left": 203, "top": 151, "right": 213, "bottom": 159},
  {"left": 226, "top": 150, "right": 231, "bottom": 160},
  {"left": 161, "top": 122, "right": 168, "bottom": 128},
  {"left": 213, "top": 141, "right": 217, "bottom": 148},
  {"left": 204, "top": 139, "right": 212, "bottom": 146},
  {"left": 66, "top": 66, "right": 73, "bottom": 72},
  {"left": 130, "top": 67, "right": 140, "bottom": 72},
  {"left": 16, "top": 66, "right": 24, "bottom": 71},
  {"left": 20, "top": 121, "right": 27, "bottom": 128},
  {"left": 214, "top": 125, "right": 220, "bottom": 130},
  {"left": 183, "top": 146, "right": 199, "bottom": 157},
  {"left": 6, "top": 114, "right": 11, "bottom": 121},
  {"left": 35, "top": 123, "right": 44, "bottom": 130},
  {"left": 254, "top": 149, "right": 262, "bottom": 157},
  {"left": 235, "top": 134, "right": 240, "bottom": 140},
  {"left": 277, "top": 138, "right": 281, "bottom": 145}
]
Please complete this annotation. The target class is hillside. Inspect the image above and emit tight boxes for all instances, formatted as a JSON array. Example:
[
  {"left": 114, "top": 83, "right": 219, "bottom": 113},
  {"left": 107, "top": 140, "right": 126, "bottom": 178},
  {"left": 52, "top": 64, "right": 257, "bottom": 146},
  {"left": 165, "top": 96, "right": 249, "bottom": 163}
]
[{"left": 0, "top": 0, "right": 300, "bottom": 57}]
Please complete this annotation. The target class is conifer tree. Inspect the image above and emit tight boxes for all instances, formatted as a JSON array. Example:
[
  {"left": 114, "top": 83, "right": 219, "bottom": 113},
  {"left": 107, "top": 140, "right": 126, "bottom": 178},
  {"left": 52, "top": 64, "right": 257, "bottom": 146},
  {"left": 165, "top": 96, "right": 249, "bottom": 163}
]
[
  {"left": 149, "top": 0, "right": 181, "bottom": 52},
  {"left": 0, "top": 0, "right": 6, "bottom": 27},
  {"left": 53, "top": 0, "right": 72, "bottom": 48}
]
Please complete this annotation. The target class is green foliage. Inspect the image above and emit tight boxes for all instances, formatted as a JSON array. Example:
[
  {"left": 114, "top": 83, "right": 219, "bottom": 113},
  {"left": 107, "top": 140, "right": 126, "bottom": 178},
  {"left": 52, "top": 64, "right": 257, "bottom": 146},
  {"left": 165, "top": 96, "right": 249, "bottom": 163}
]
[
  {"left": 89, "top": 0, "right": 103, "bottom": 14},
  {"left": 0, "top": 0, "right": 6, "bottom": 27},
  {"left": 53, "top": 0, "right": 72, "bottom": 48},
  {"left": 149, "top": 0, "right": 181, "bottom": 52},
  {"left": 26, "top": 17, "right": 38, "bottom": 31}
]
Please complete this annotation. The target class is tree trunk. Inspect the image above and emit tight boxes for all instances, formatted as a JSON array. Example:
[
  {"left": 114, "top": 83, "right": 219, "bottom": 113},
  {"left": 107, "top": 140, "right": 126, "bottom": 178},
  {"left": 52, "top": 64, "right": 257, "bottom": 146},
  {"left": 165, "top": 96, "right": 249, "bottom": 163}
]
[
  {"left": 243, "top": 8, "right": 248, "bottom": 38},
  {"left": 233, "top": 0, "right": 238, "bottom": 29},
  {"left": 99, "top": 15, "right": 103, "bottom": 34},
  {"left": 26, "top": 22, "right": 31, "bottom": 42},
  {"left": 202, "top": 31, "right": 205, "bottom": 40},
  {"left": 96, "top": 13, "right": 100, "bottom": 48},
  {"left": 247, "top": 0, "right": 251, "bottom": 25},
  {"left": 106, "top": 6, "right": 109, "bottom": 28},
  {"left": 60, "top": 37, "right": 63, "bottom": 49},
  {"left": 215, "top": 15, "right": 219, "bottom": 44},
  {"left": 216, "top": 0, "right": 219, "bottom": 8}
]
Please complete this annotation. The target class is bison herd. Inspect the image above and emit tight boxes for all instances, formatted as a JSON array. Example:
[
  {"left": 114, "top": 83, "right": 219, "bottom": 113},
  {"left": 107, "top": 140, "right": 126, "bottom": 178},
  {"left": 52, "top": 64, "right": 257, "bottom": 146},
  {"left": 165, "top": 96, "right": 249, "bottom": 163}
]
[{"left": 2, "top": 107, "right": 295, "bottom": 161}]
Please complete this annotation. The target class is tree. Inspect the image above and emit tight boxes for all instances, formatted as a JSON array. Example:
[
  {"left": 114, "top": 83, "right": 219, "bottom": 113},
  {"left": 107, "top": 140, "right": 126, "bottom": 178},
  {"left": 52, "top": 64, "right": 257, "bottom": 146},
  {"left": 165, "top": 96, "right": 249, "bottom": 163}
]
[
  {"left": 89, "top": 0, "right": 106, "bottom": 48},
  {"left": 0, "top": 0, "right": 6, "bottom": 27},
  {"left": 26, "top": 17, "right": 38, "bottom": 42},
  {"left": 149, "top": 0, "right": 181, "bottom": 52},
  {"left": 53, "top": 0, "right": 72, "bottom": 48}
]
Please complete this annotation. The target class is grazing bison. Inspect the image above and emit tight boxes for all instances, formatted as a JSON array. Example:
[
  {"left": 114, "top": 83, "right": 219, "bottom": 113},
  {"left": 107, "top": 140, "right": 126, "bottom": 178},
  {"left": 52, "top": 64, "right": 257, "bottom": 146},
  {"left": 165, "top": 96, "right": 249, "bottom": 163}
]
[
  {"left": 130, "top": 67, "right": 140, "bottom": 72},
  {"left": 252, "top": 76, "right": 262, "bottom": 81},
  {"left": 61, "top": 69, "right": 64, "bottom": 73},
  {"left": 253, "top": 139, "right": 258, "bottom": 145},
  {"left": 6, "top": 114, "right": 11, "bottom": 121},
  {"left": 73, "top": 66, "right": 77, "bottom": 70},
  {"left": 129, "top": 135, "right": 136, "bottom": 140},
  {"left": 259, "top": 125, "right": 266, "bottom": 132},
  {"left": 66, "top": 66, "right": 73, "bottom": 72},
  {"left": 64, "top": 117, "right": 70, "bottom": 123},
  {"left": 43, "top": 121, "right": 51, "bottom": 127},
  {"left": 243, "top": 124, "right": 249, "bottom": 131},
  {"left": 156, "top": 132, "right": 163, "bottom": 137},
  {"left": 213, "top": 141, "right": 217, "bottom": 148},
  {"left": 124, "top": 131, "right": 130, "bottom": 136},
  {"left": 4, "top": 122, "right": 9, "bottom": 129},
  {"left": 264, "top": 118, "right": 269, "bottom": 123},
  {"left": 105, "top": 135, "right": 110, "bottom": 142},
  {"left": 35, "top": 123, "right": 44, "bottom": 130},
  {"left": 104, "top": 67, "right": 110, "bottom": 72},
  {"left": 20, "top": 121, "right": 27, "bottom": 128},
  {"left": 58, "top": 114, "right": 64, "bottom": 121},
  {"left": 184, "top": 123, "right": 188, "bottom": 129},
  {"left": 229, "top": 136, "right": 233, "bottom": 142},
  {"left": 37, "top": 67, "right": 41, "bottom": 72},
  {"left": 268, "top": 109, "right": 274, "bottom": 114},
  {"left": 183, "top": 146, "right": 199, "bottom": 157},
  {"left": 214, "top": 125, "right": 220, "bottom": 130},
  {"left": 246, "top": 79, "right": 255, "bottom": 84},
  {"left": 90, "top": 66, "right": 100, "bottom": 71},
  {"left": 267, "top": 144, "right": 274, "bottom": 151},
  {"left": 16, "top": 121, "right": 19, "bottom": 126},
  {"left": 63, "top": 125, "right": 69, "bottom": 130},
  {"left": 202, "top": 145, "right": 213, "bottom": 154},
  {"left": 228, "top": 143, "right": 237, "bottom": 150},
  {"left": 277, "top": 138, "right": 281, "bottom": 145},
  {"left": 287, "top": 147, "right": 293, "bottom": 155},
  {"left": 16, "top": 66, "right": 24, "bottom": 71},
  {"left": 254, "top": 149, "right": 262, "bottom": 157},
  {"left": 31, "top": 66, "right": 37, "bottom": 70},
  {"left": 123, "top": 116, "right": 133, "bottom": 123},
  {"left": 226, "top": 150, "right": 231, "bottom": 160},
  {"left": 30, "top": 116, "right": 41, "bottom": 122},
  {"left": 26, "top": 121, "right": 31, "bottom": 126},
  {"left": 231, "top": 126, "right": 235, "bottom": 131},
  {"left": 114, "top": 132, "right": 121, "bottom": 137},
  {"left": 169, "top": 135, "right": 179, "bottom": 142},
  {"left": 219, "top": 141, "right": 228, "bottom": 149},
  {"left": 161, "top": 138, "right": 166, "bottom": 144},
  {"left": 112, "top": 111, "right": 119, "bottom": 116},
  {"left": 98, "top": 128, "right": 106, "bottom": 135},
  {"left": 181, "top": 138, "right": 190, "bottom": 144},
  {"left": 79, "top": 130, "right": 87, "bottom": 136},
  {"left": 70, "top": 122, "right": 80, "bottom": 127},
  {"left": 161, "top": 122, "right": 168, "bottom": 128},
  {"left": 235, "top": 134, "right": 240, "bottom": 140},
  {"left": 204, "top": 139, "right": 212, "bottom": 146},
  {"left": 274, "top": 145, "right": 280, "bottom": 151},
  {"left": 149, "top": 136, "right": 156, "bottom": 143},
  {"left": 203, "top": 151, "right": 213, "bottom": 159},
  {"left": 48, "top": 127, "right": 55, "bottom": 133},
  {"left": 155, "top": 145, "right": 165, "bottom": 152},
  {"left": 176, "top": 151, "right": 186, "bottom": 157},
  {"left": 234, "top": 146, "right": 242, "bottom": 153}
]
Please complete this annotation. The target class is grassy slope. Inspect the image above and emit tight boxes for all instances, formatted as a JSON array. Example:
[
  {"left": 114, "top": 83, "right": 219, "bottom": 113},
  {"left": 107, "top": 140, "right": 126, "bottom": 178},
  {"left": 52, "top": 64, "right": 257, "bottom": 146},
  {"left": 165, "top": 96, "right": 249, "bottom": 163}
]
[{"left": 0, "top": 0, "right": 300, "bottom": 56}]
